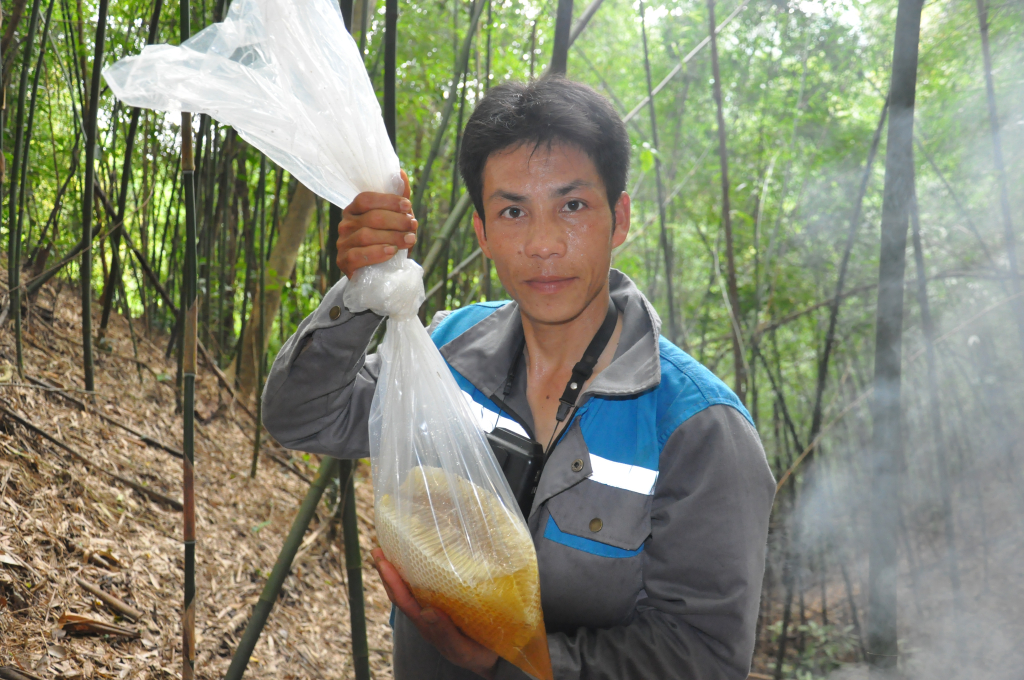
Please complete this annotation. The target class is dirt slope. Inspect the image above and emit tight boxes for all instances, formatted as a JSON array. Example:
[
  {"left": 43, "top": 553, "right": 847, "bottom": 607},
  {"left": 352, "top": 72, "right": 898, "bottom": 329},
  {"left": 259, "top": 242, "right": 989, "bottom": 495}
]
[{"left": 0, "top": 275, "right": 393, "bottom": 679}]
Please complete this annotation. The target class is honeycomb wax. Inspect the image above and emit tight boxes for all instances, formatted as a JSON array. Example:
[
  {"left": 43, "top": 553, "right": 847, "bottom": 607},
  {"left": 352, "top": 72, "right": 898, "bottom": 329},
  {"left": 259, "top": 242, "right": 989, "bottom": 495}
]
[{"left": 376, "top": 466, "right": 553, "bottom": 680}]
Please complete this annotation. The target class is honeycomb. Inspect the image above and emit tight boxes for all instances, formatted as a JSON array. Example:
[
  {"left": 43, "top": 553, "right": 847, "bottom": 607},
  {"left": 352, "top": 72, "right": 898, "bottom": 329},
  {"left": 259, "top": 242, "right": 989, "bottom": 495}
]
[{"left": 377, "top": 466, "right": 553, "bottom": 680}]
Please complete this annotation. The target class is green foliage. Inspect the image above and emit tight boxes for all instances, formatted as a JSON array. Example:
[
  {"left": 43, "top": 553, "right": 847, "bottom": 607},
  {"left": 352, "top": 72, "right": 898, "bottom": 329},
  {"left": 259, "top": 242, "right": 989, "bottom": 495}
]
[{"left": 767, "top": 619, "right": 861, "bottom": 679}]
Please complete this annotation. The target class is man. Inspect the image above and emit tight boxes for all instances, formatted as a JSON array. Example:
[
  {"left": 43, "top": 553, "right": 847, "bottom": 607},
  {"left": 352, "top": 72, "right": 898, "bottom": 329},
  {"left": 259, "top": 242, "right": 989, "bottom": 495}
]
[{"left": 263, "top": 77, "right": 775, "bottom": 680}]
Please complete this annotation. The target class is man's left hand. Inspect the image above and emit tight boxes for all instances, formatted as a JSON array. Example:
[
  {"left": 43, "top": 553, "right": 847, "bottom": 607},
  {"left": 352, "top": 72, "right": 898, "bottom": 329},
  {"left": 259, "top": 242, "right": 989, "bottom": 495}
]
[{"left": 370, "top": 548, "right": 500, "bottom": 679}]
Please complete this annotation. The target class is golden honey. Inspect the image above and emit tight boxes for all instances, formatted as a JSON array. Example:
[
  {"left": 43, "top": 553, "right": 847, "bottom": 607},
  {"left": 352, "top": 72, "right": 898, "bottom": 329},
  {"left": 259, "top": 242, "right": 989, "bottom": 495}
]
[{"left": 377, "top": 466, "right": 553, "bottom": 680}]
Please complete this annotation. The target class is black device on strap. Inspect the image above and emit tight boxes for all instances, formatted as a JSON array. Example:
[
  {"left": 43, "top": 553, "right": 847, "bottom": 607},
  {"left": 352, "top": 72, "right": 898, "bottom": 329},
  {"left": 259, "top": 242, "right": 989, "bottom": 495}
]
[
  {"left": 488, "top": 300, "right": 618, "bottom": 517},
  {"left": 554, "top": 301, "right": 618, "bottom": 423}
]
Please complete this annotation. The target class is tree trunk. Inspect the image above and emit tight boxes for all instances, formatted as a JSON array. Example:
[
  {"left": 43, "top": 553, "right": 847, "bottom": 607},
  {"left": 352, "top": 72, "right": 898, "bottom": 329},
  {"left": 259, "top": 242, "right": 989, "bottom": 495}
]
[
  {"left": 867, "top": 0, "right": 924, "bottom": 669},
  {"left": 235, "top": 181, "right": 317, "bottom": 403},
  {"left": 706, "top": 0, "right": 745, "bottom": 404}
]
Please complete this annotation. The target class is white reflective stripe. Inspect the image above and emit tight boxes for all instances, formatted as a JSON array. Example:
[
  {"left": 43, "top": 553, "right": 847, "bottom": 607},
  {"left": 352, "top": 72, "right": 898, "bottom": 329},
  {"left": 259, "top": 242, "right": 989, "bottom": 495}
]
[
  {"left": 460, "top": 390, "right": 529, "bottom": 438},
  {"left": 587, "top": 454, "right": 659, "bottom": 495}
]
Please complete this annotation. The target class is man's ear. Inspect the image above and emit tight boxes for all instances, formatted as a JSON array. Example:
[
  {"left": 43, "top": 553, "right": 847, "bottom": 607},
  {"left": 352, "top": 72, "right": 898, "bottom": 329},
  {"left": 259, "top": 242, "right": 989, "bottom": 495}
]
[
  {"left": 473, "top": 211, "right": 492, "bottom": 259},
  {"left": 611, "top": 192, "right": 631, "bottom": 249}
]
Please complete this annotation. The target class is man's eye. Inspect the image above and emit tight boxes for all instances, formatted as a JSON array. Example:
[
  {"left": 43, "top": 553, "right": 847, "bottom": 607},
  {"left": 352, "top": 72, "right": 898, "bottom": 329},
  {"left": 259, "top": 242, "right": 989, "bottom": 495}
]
[
  {"left": 502, "top": 207, "right": 524, "bottom": 219},
  {"left": 564, "top": 200, "right": 583, "bottom": 212}
]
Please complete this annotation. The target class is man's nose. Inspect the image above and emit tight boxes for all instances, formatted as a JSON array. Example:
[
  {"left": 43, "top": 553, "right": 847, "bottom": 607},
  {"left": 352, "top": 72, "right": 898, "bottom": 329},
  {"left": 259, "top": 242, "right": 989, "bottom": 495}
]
[{"left": 523, "top": 213, "right": 567, "bottom": 259}]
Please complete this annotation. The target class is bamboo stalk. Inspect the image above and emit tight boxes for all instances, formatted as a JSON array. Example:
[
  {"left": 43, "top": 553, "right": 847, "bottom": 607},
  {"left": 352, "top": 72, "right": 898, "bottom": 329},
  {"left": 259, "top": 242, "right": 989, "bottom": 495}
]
[
  {"left": 80, "top": 0, "right": 109, "bottom": 392},
  {"left": 224, "top": 457, "right": 341, "bottom": 680},
  {"left": 639, "top": 0, "right": 677, "bottom": 346},
  {"left": 867, "top": 0, "right": 924, "bottom": 668},
  {"left": 549, "top": 0, "right": 573, "bottom": 75},
  {"left": 16, "top": 0, "right": 55, "bottom": 341},
  {"left": 180, "top": 2, "right": 198, "bottom": 678},
  {"left": 250, "top": 156, "right": 268, "bottom": 478},
  {"left": 908, "top": 186, "right": 964, "bottom": 655},
  {"left": 424, "top": 246, "right": 481, "bottom": 300},
  {"left": 7, "top": 0, "right": 44, "bottom": 379},
  {"left": 706, "top": 0, "right": 745, "bottom": 404},
  {"left": 383, "top": 0, "right": 398, "bottom": 147},
  {"left": 974, "top": 0, "right": 1024, "bottom": 361},
  {"left": 91, "top": 179, "right": 254, "bottom": 417},
  {"left": 340, "top": 460, "right": 371, "bottom": 680},
  {"left": 623, "top": 0, "right": 747, "bottom": 124},
  {"left": 99, "top": 0, "right": 165, "bottom": 336},
  {"left": 409, "top": 0, "right": 486, "bottom": 219},
  {"left": 806, "top": 97, "right": 889, "bottom": 448},
  {"left": 421, "top": 192, "right": 473, "bottom": 279}
]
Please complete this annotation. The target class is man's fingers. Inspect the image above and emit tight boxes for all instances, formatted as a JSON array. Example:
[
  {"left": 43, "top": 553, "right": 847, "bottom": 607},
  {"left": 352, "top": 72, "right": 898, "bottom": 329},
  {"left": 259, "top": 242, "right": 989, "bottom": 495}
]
[
  {"left": 346, "top": 191, "right": 413, "bottom": 217},
  {"left": 415, "top": 607, "right": 499, "bottom": 671},
  {"left": 401, "top": 168, "right": 413, "bottom": 200},
  {"left": 373, "top": 555, "right": 423, "bottom": 616},
  {"left": 344, "top": 224, "right": 417, "bottom": 249},
  {"left": 339, "top": 209, "right": 417, "bottom": 238}
]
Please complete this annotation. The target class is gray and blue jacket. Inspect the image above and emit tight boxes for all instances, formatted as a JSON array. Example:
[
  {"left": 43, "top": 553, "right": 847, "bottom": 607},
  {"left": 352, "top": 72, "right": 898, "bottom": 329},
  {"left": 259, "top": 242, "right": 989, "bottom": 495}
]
[{"left": 263, "top": 269, "right": 776, "bottom": 680}]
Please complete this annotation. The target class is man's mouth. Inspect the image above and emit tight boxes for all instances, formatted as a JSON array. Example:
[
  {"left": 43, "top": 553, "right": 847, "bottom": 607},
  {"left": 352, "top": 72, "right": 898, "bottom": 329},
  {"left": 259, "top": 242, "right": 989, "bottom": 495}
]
[{"left": 524, "top": 276, "right": 577, "bottom": 294}]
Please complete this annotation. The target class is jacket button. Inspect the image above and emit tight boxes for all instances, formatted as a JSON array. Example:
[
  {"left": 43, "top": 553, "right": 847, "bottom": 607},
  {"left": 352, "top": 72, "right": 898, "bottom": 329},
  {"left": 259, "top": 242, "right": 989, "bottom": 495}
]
[
  {"left": 589, "top": 518, "right": 603, "bottom": 532},
  {"left": 329, "top": 305, "right": 342, "bottom": 320},
  {"left": 571, "top": 459, "right": 584, "bottom": 472}
]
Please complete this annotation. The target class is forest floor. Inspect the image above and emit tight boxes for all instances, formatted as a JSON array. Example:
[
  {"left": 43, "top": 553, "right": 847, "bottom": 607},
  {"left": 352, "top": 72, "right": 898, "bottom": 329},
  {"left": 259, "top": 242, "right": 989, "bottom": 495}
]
[{"left": 0, "top": 272, "right": 394, "bottom": 680}]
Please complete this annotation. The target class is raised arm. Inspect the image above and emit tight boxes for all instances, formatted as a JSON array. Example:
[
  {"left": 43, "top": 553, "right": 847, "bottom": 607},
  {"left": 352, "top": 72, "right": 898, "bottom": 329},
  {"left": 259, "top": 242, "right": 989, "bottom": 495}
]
[{"left": 261, "top": 172, "right": 418, "bottom": 456}]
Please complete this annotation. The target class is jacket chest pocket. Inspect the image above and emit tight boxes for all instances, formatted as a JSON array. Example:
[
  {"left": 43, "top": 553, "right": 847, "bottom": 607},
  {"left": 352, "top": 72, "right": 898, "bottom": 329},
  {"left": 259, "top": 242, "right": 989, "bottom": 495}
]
[{"left": 535, "top": 481, "right": 651, "bottom": 632}]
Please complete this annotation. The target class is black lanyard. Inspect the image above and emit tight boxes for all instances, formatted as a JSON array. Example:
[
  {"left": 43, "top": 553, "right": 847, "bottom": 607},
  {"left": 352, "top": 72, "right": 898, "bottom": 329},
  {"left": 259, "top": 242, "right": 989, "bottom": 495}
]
[{"left": 501, "top": 299, "right": 619, "bottom": 443}]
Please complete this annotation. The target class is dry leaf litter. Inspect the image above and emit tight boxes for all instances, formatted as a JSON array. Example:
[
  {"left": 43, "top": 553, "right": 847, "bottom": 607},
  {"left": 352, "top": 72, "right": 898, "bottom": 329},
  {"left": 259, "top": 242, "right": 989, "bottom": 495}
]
[{"left": 0, "top": 273, "right": 394, "bottom": 679}]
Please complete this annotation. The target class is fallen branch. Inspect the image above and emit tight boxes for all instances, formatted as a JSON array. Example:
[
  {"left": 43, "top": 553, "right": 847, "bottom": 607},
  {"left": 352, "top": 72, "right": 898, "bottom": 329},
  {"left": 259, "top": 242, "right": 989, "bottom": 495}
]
[
  {"left": 0, "top": 400, "right": 183, "bottom": 511},
  {"left": 215, "top": 419, "right": 313, "bottom": 486},
  {"left": 28, "top": 375, "right": 183, "bottom": 458},
  {"left": 26, "top": 325, "right": 162, "bottom": 377},
  {"left": 74, "top": 576, "right": 145, "bottom": 620}
]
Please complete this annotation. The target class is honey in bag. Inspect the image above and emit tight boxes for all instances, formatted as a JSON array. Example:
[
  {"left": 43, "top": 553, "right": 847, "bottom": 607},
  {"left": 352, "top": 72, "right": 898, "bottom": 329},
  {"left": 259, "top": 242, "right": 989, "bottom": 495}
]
[{"left": 377, "top": 466, "right": 554, "bottom": 680}]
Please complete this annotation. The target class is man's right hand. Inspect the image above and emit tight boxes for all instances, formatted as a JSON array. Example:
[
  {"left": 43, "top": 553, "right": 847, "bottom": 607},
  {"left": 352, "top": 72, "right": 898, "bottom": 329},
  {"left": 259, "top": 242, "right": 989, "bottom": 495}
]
[{"left": 336, "top": 169, "right": 417, "bottom": 279}]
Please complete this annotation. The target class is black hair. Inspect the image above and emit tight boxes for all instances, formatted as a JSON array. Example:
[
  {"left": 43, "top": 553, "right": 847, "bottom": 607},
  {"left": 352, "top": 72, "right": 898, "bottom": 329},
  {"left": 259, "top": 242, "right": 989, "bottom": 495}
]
[{"left": 459, "top": 76, "right": 631, "bottom": 222}]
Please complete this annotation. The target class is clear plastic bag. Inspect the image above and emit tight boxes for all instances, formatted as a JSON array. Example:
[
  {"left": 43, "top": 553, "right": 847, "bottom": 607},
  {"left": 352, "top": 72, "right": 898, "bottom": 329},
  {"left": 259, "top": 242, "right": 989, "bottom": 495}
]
[
  {"left": 360, "top": 278, "right": 552, "bottom": 679},
  {"left": 104, "top": 1, "right": 551, "bottom": 675},
  {"left": 102, "top": 0, "right": 404, "bottom": 206}
]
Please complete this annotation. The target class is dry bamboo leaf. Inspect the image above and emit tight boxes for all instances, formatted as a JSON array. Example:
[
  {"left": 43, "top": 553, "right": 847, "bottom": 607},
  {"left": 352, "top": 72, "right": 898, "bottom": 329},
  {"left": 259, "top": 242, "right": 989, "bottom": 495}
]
[
  {"left": 56, "top": 614, "right": 139, "bottom": 639},
  {"left": 0, "top": 549, "right": 28, "bottom": 570}
]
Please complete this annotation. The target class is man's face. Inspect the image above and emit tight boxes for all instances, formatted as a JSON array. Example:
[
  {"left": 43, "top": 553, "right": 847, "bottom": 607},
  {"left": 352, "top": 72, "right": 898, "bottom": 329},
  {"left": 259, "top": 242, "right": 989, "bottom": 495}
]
[{"left": 473, "top": 142, "right": 630, "bottom": 326}]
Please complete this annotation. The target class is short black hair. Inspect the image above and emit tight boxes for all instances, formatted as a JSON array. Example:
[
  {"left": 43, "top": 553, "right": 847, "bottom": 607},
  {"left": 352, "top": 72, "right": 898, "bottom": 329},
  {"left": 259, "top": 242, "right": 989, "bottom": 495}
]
[{"left": 459, "top": 76, "right": 630, "bottom": 221}]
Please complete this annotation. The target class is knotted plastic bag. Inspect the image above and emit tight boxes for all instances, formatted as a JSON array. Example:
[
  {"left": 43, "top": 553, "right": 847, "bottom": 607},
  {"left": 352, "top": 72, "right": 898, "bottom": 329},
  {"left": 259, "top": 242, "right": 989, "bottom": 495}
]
[{"left": 104, "top": 1, "right": 552, "bottom": 676}]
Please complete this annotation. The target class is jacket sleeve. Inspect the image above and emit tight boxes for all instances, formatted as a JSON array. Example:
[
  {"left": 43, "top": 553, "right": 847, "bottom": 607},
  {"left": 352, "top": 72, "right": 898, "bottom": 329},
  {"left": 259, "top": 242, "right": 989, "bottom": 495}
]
[
  {"left": 261, "top": 276, "right": 384, "bottom": 457},
  {"left": 496, "top": 405, "right": 776, "bottom": 680}
]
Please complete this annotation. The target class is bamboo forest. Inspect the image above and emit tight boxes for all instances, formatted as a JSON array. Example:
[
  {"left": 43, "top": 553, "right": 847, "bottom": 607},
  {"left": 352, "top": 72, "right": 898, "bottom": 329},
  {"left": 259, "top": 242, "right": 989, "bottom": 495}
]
[{"left": 0, "top": 0, "right": 1021, "bottom": 675}]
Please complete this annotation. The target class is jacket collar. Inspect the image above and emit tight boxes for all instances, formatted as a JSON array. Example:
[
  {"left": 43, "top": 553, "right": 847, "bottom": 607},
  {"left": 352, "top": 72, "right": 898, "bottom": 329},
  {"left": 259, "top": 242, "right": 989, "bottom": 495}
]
[{"left": 438, "top": 269, "right": 663, "bottom": 409}]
